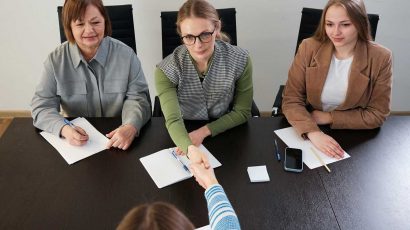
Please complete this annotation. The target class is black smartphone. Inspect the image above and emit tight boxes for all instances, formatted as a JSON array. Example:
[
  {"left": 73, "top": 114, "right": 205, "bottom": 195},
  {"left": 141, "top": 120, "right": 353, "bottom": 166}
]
[{"left": 284, "top": 147, "right": 303, "bottom": 172}]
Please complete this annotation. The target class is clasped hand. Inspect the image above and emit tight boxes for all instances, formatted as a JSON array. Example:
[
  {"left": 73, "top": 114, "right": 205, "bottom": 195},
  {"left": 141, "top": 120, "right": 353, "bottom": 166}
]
[
  {"left": 175, "top": 145, "right": 210, "bottom": 170},
  {"left": 175, "top": 125, "right": 211, "bottom": 166},
  {"left": 190, "top": 162, "right": 218, "bottom": 190}
]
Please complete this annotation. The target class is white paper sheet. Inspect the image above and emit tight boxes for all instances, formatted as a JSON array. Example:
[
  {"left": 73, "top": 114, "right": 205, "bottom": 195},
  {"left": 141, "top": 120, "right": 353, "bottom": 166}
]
[
  {"left": 140, "top": 145, "right": 221, "bottom": 188},
  {"left": 40, "top": 117, "right": 109, "bottom": 164},
  {"left": 196, "top": 225, "right": 210, "bottom": 230},
  {"left": 247, "top": 165, "right": 270, "bottom": 182},
  {"left": 274, "top": 127, "right": 350, "bottom": 169}
]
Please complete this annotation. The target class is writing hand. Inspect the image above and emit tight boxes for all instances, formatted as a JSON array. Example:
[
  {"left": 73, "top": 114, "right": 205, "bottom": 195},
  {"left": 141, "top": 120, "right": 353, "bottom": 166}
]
[{"left": 61, "top": 125, "right": 89, "bottom": 146}]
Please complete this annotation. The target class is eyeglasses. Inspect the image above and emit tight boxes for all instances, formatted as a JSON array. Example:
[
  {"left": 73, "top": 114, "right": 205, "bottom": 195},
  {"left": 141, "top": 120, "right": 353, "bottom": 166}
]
[{"left": 180, "top": 29, "right": 215, "bottom": 45}]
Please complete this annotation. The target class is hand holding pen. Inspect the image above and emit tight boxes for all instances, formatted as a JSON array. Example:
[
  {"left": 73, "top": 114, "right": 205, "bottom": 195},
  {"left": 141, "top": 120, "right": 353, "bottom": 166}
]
[{"left": 61, "top": 119, "right": 89, "bottom": 146}]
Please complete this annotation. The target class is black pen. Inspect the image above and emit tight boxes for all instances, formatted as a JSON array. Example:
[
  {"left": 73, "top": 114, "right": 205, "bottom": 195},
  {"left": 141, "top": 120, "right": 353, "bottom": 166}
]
[{"left": 274, "top": 139, "right": 281, "bottom": 161}]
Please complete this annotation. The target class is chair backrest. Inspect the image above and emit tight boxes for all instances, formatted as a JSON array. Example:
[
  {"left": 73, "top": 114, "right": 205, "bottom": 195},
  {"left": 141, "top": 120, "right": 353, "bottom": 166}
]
[
  {"left": 295, "top": 7, "right": 379, "bottom": 54},
  {"left": 57, "top": 5, "right": 137, "bottom": 53},
  {"left": 160, "top": 8, "right": 237, "bottom": 58}
]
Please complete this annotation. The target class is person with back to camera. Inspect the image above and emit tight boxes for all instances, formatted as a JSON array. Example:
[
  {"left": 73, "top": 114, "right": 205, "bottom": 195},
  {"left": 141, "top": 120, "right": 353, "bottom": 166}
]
[
  {"left": 116, "top": 162, "right": 241, "bottom": 230},
  {"left": 31, "top": 0, "right": 151, "bottom": 150},
  {"left": 155, "top": 0, "right": 254, "bottom": 165},
  {"left": 282, "top": 0, "right": 392, "bottom": 158}
]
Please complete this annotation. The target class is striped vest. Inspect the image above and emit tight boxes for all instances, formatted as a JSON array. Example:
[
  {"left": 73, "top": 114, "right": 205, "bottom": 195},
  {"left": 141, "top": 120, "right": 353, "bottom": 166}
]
[{"left": 157, "top": 40, "right": 248, "bottom": 120}]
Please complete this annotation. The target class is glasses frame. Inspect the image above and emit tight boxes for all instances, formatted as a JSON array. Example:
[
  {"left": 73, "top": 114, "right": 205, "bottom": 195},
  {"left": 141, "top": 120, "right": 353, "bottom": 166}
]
[{"left": 180, "top": 29, "right": 216, "bottom": 46}]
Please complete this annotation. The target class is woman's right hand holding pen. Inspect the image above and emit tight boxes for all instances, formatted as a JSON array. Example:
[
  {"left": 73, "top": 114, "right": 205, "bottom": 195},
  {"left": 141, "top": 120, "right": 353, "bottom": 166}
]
[{"left": 61, "top": 119, "right": 89, "bottom": 146}]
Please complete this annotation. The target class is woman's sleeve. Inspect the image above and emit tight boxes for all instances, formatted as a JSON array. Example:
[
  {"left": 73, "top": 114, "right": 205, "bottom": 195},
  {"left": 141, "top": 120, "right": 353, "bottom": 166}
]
[
  {"left": 31, "top": 56, "right": 66, "bottom": 136},
  {"left": 155, "top": 67, "right": 192, "bottom": 153},
  {"left": 282, "top": 40, "right": 321, "bottom": 136},
  {"left": 205, "top": 184, "right": 241, "bottom": 230},
  {"left": 122, "top": 54, "right": 152, "bottom": 133},
  {"left": 207, "top": 56, "right": 253, "bottom": 136},
  {"left": 330, "top": 50, "right": 393, "bottom": 129}
]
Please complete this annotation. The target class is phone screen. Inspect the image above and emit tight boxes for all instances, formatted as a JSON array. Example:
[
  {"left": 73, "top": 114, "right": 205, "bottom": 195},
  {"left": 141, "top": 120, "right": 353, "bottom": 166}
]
[{"left": 285, "top": 148, "right": 303, "bottom": 172}]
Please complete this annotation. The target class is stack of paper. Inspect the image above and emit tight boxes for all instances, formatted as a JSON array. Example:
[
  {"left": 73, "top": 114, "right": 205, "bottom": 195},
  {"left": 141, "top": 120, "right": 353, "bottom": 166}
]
[
  {"left": 140, "top": 145, "right": 221, "bottom": 188},
  {"left": 247, "top": 165, "right": 270, "bottom": 182},
  {"left": 40, "top": 117, "right": 109, "bottom": 164}
]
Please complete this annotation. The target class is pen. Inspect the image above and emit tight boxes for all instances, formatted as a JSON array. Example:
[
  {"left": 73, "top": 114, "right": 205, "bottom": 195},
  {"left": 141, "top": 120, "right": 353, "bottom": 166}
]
[
  {"left": 310, "top": 147, "right": 331, "bottom": 173},
  {"left": 274, "top": 139, "right": 281, "bottom": 161},
  {"left": 171, "top": 150, "right": 190, "bottom": 173},
  {"left": 64, "top": 119, "right": 88, "bottom": 139},
  {"left": 64, "top": 118, "right": 76, "bottom": 129}
]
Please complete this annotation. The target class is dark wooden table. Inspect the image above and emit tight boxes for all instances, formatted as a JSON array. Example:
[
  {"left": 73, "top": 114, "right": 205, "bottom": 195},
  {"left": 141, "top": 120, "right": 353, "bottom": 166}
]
[{"left": 0, "top": 116, "right": 409, "bottom": 230}]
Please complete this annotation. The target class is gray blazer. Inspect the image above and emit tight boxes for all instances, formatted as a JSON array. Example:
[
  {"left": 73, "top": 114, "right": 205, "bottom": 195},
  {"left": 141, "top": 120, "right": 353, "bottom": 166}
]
[{"left": 31, "top": 37, "right": 151, "bottom": 136}]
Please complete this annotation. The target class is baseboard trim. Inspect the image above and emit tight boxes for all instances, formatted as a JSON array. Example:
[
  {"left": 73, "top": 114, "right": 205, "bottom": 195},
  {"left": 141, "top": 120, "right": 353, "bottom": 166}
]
[
  {"left": 0, "top": 118, "right": 13, "bottom": 138},
  {"left": 0, "top": 110, "right": 31, "bottom": 117}
]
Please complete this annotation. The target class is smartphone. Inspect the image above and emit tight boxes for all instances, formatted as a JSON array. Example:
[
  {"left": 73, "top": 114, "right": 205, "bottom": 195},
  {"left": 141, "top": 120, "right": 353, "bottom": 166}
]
[{"left": 284, "top": 147, "right": 303, "bottom": 172}]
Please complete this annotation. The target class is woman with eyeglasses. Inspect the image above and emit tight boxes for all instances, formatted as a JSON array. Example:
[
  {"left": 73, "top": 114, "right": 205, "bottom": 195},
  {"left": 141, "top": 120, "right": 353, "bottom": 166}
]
[
  {"left": 282, "top": 0, "right": 392, "bottom": 159},
  {"left": 155, "top": 0, "right": 253, "bottom": 163}
]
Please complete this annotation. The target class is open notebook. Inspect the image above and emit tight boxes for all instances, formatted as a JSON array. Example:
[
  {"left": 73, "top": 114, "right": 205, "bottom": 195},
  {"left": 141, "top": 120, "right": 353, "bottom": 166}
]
[{"left": 140, "top": 145, "right": 221, "bottom": 188}]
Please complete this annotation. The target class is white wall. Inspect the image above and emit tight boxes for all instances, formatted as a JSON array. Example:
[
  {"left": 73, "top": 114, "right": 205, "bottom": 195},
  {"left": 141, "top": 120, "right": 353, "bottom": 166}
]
[{"left": 1, "top": 0, "right": 409, "bottom": 111}]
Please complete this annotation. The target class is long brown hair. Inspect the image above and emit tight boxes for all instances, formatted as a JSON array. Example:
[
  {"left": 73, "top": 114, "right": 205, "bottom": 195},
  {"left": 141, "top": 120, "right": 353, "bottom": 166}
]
[
  {"left": 176, "top": 0, "right": 231, "bottom": 43},
  {"left": 62, "top": 0, "right": 112, "bottom": 43},
  {"left": 313, "top": 0, "right": 372, "bottom": 42},
  {"left": 116, "top": 202, "right": 195, "bottom": 230}
]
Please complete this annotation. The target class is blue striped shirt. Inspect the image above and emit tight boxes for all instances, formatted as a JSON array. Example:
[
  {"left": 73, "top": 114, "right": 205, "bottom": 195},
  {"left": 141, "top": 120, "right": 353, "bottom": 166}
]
[{"left": 204, "top": 184, "right": 241, "bottom": 230}]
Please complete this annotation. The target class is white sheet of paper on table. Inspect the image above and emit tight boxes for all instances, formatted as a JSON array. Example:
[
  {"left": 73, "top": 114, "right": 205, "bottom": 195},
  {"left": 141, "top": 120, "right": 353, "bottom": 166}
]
[
  {"left": 40, "top": 117, "right": 109, "bottom": 165},
  {"left": 274, "top": 127, "right": 350, "bottom": 169}
]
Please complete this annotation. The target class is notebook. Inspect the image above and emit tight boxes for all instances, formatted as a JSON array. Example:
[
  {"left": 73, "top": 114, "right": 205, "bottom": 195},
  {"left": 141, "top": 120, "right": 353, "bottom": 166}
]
[{"left": 140, "top": 145, "right": 221, "bottom": 188}]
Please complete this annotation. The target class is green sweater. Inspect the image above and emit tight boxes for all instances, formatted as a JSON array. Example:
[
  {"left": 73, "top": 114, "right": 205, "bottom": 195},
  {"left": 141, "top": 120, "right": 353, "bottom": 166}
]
[{"left": 155, "top": 56, "right": 253, "bottom": 153}]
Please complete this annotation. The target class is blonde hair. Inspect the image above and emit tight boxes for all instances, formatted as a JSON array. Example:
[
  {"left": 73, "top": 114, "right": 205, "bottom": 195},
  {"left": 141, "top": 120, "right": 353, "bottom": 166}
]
[
  {"left": 62, "top": 0, "right": 112, "bottom": 43},
  {"left": 313, "top": 0, "right": 372, "bottom": 42},
  {"left": 176, "top": 0, "right": 231, "bottom": 43},
  {"left": 117, "top": 202, "right": 195, "bottom": 230}
]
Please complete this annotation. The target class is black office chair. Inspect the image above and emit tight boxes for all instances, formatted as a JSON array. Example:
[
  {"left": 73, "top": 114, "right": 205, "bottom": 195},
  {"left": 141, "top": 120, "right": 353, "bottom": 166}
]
[
  {"left": 271, "top": 7, "right": 379, "bottom": 116},
  {"left": 57, "top": 5, "right": 137, "bottom": 53},
  {"left": 154, "top": 8, "right": 260, "bottom": 117}
]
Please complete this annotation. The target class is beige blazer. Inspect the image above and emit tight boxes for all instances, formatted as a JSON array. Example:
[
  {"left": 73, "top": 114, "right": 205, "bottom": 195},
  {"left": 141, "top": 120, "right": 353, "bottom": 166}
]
[{"left": 282, "top": 38, "right": 393, "bottom": 136}]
